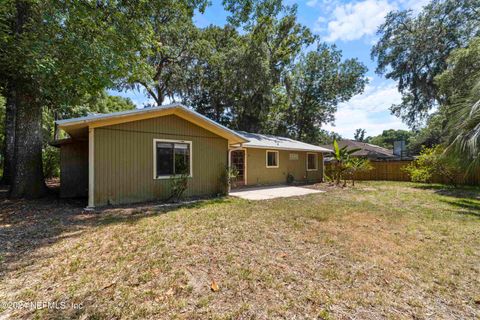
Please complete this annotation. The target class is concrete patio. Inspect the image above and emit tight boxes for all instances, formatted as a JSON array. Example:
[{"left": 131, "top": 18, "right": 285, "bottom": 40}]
[{"left": 229, "top": 185, "right": 324, "bottom": 200}]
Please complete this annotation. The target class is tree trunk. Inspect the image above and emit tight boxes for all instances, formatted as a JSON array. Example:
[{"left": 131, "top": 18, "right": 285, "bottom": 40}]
[
  {"left": 1, "top": 83, "right": 16, "bottom": 185},
  {"left": 10, "top": 91, "right": 47, "bottom": 198}
]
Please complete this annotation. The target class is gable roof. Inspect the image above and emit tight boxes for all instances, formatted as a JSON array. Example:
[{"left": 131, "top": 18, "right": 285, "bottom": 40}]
[
  {"left": 56, "top": 103, "right": 248, "bottom": 145},
  {"left": 319, "top": 140, "right": 395, "bottom": 159},
  {"left": 235, "top": 131, "right": 331, "bottom": 152}
]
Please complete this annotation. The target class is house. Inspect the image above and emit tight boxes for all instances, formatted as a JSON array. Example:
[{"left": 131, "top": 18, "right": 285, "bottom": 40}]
[
  {"left": 319, "top": 140, "right": 408, "bottom": 162},
  {"left": 53, "top": 103, "right": 331, "bottom": 207}
]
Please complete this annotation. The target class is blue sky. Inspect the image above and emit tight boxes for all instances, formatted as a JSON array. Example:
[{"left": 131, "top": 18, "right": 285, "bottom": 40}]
[{"left": 113, "top": 0, "right": 430, "bottom": 138}]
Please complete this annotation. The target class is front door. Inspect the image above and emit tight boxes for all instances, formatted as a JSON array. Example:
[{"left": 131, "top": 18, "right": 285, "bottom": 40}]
[{"left": 230, "top": 150, "right": 245, "bottom": 187}]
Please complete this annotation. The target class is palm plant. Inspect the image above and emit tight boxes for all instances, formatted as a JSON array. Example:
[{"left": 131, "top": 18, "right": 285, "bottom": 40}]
[
  {"left": 330, "top": 140, "right": 360, "bottom": 186},
  {"left": 346, "top": 157, "right": 373, "bottom": 186},
  {"left": 446, "top": 80, "right": 480, "bottom": 174}
]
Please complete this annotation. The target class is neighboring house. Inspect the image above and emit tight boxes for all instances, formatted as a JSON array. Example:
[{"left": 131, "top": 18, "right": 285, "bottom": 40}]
[
  {"left": 319, "top": 140, "right": 409, "bottom": 162},
  {"left": 53, "top": 103, "right": 330, "bottom": 207}
]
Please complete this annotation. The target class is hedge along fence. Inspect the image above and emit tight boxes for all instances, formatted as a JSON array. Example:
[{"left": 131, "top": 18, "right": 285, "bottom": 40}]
[{"left": 325, "top": 160, "right": 480, "bottom": 185}]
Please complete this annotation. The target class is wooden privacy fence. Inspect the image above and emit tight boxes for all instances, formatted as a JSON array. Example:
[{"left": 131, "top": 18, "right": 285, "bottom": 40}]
[{"left": 325, "top": 160, "right": 480, "bottom": 185}]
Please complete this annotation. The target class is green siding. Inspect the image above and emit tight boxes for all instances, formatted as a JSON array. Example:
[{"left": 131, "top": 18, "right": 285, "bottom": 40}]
[
  {"left": 246, "top": 148, "right": 323, "bottom": 185},
  {"left": 94, "top": 115, "right": 228, "bottom": 206}
]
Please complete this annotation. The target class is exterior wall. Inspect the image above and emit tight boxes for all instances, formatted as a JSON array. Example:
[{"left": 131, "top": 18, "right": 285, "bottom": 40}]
[
  {"left": 93, "top": 115, "right": 228, "bottom": 206},
  {"left": 60, "top": 141, "right": 88, "bottom": 198},
  {"left": 245, "top": 148, "right": 323, "bottom": 185}
]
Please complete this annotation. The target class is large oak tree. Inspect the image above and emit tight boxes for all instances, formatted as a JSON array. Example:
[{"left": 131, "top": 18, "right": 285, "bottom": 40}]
[
  {"left": 0, "top": 0, "right": 206, "bottom": 198},
  {"left": 371, "top": 0, "right": 480, "bottom": 127}
]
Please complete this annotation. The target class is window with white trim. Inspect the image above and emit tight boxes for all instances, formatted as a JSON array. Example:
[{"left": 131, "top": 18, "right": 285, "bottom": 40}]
[
  {"left": 154, "top": 140, "right": 191, "bottom": 178},
  {"left": 307, "top": 153, "right": 318, "bottom": 171},
  {"left": 266, "top": 150, "right": 279, "bottom": 168}
]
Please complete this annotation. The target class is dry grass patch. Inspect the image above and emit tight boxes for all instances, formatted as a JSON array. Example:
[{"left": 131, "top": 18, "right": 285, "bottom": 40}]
[{"left": 0, "top": 182, "right": 479, "bottom": 319}]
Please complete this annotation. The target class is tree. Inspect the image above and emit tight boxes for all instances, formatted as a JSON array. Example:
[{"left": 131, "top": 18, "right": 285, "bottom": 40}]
[
  {"left": 435, "top": 37, "right": 480, "bottom": 172},
  {"left": 367, "top": 129, "right": 413, "bottom": 149},
  {"left": 230, "top": 3, "right": 315, "bottom": 132},
  {"left": 329, "top": 139, "right": 361, "bottom": 186},
  {"left": 408, "top": 113, "right": 448, "bottom": 154},
  {"left": 181, "top": 25, "right": 241, "bottom": 125},
  {"left": 183, "top": 2, "right": 316, "bottom": 133},
  {"left": 316, "top": 130, "right": 342, "bottom": 145},
  {"left": 346, "top": 157, "right": 373, "bottom": 186},
  {"left": 124, "top": 4, "right": 206, "bottom": 106},
  {"left": 371, "top": 0, "right": 480, "bottom": 127},
  {"left": 0, "top": 1, "right": 206, "bottom": 197},
  {"left": 282, "top": 44, "right": 367, "bottom": 143},
  {"left": 354, "top": 129, "right": 366, "bottom": 142}
]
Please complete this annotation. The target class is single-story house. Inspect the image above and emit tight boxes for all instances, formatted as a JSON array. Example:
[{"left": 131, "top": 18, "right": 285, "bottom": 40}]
[
  {"left": 319, "top": 140, "right": 410, "bottom": 162},
  {"left": 53, "top": 103, "right": 330, "bottom": 207}
]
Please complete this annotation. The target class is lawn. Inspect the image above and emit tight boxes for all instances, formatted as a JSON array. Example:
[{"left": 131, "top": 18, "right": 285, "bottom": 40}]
[{"left": 0, "top": 181, "right": 479, "bottom": 319}]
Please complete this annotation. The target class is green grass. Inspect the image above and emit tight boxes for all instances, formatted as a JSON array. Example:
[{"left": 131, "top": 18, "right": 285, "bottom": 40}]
[{"left": 0, "top": 181, "right": 479, "bottom": 319}]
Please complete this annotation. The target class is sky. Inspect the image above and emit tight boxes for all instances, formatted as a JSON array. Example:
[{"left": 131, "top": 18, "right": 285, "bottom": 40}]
[{"left": 112, "top": 0, "right": 431, "bottom": 138}]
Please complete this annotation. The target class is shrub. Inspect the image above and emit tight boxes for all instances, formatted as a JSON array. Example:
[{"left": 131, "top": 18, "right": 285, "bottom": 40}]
[
  {"left": 168, "top": 173, "right": 189, "bottom": 202},
  {"left": 329, "top": 139, "right": 361, "bottom": 186},
  {"left": 346, "top": 158, "right": 373, "bottom": 186},
  {"left": 286, "top": 173, "right": 294, "bottom": 184},
  {"left": 219, "top": 166, "right": 238, "bottom": 194},
  {"left": 404, "top": 146, "right": 461, "bottom": 185}
]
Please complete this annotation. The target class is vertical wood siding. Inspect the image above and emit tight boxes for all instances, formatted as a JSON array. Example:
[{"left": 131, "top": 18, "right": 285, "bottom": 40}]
[
  {"left": 94, "top": 115, "right": 228, "bottom": 206},
  {"left": 245, "top": 148, "right": 323, "bottom": 185}
]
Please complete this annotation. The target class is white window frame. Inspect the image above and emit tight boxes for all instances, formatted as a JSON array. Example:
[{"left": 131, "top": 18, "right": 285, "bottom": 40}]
[
  {"left": 266, "top": 150, "right": 279, "bottom": 168},
  {"left": 153, "top": 138, "right": 193, "bottom": 179},
  {"left": 306, "top": 152, "right": 318, "bottom": 171}
]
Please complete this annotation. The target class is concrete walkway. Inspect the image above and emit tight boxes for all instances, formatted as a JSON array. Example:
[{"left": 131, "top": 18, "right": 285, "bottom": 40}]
[{"left": 229, "top": 185, "right": 324, "bottom": 200}]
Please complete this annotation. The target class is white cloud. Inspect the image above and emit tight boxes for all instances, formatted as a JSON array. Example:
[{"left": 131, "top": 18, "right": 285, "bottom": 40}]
[
  {"left": 324, "top": 81, "right": 408, "bottom": 138},
  {"left": 398, "top": 0, "right": 430, "bottom": 13},
  {"left": 316, "top": 0, "right": 430, "bottom": 42},
  {"left": 318, "top": 0, "right": 396, "bottom": 42},
  {"left": 306, "top": 0, "right": 318, "bottom": 7}
]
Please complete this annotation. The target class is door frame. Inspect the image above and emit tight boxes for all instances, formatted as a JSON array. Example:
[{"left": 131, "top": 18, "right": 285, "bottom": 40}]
[{"left": 228, "top": 147, "right": 248, "bottom": 186}]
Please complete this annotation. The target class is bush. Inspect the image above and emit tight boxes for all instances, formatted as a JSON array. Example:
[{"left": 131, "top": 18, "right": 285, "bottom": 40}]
[
  {"left": 404, "top": 146, "right": 461, "bottom": 185},
  {"left": 345, "top": 158, "right": 373, "bottom": 186},
  {"left": 286, "top": 173, "right": 294, "bottom": 184},
  {"left": 168, "top": 173, "right": 189, "bottom": 202},
  {"left": 219, "top": 166, "right": 239, "bottom": 194}
]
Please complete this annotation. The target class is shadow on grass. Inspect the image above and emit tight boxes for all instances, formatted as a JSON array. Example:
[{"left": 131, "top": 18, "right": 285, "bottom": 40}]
[
  {"left": 95, "top": 196, "right": 231, "bottom": 226},
  {"left": 0, "top": 186, "right": 229, "bottom": 274},
  {"left": 413, "top": 184, "right": 480, "bottom": 218},
  {"left": 440, "top": 198, "right": 480, "bottom": 218},
  {"left": 413, "top": 184, "right": 480, "bottom": 198}
]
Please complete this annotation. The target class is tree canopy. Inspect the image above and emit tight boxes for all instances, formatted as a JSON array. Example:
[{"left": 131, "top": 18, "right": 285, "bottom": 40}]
[
  {"left": 367, "top": 129, "right": 414, "bottom": 149},
  {"left": 0, "top": 0, "right": 368, "bottom": 198},
  {"left": 372, "top": 0, "right": 480, "bottom": 127}
]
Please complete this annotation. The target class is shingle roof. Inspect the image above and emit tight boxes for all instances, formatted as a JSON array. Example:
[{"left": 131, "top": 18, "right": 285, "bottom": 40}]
[
  {"left": 236, "top": 131, "right": 331, "bottom": 152},
  {"left": 319, "top": 140, "right": 395, "bottom": 159}
]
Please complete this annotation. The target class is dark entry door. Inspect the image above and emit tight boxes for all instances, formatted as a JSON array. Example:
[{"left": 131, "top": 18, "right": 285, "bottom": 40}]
[{"left": 230, "top": 150, "right": 245, "bottom": 187}]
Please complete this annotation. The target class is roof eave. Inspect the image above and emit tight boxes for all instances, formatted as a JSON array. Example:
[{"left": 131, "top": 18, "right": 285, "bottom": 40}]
[
  {"left": 57, "top": 104, "right": 248, "bottom": 144},
  {"left": 242, "top": 144, "right": 331, "bottom": 152}
]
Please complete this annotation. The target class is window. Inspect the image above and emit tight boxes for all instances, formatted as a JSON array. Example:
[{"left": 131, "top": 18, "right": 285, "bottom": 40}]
[
  {"left": 289, "top": 153, "right": 299, "bottom": 160},
  {"left": 266, "top": 150, "right": 279, "bottom": 168},
  {"left": 307, "top": 153, "right": 318, "bottom": 171},
  {"left": 154, "top": 139, "right": 192, "bottom": 178}
]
